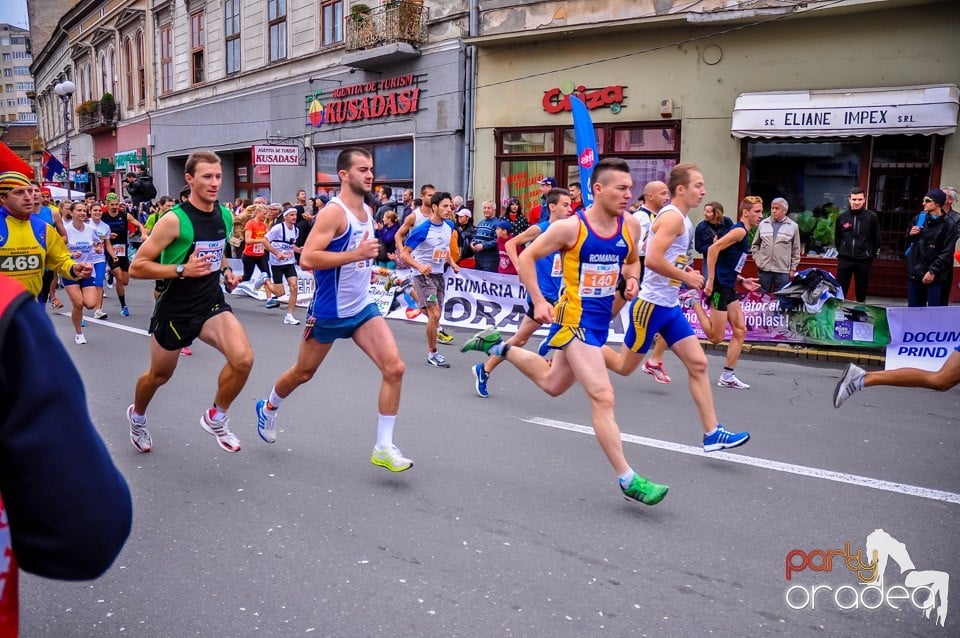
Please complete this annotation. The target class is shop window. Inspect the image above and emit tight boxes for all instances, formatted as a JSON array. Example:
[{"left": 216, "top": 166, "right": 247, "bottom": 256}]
[
  {"left": 613, "top": 126, "right": 677, "bottom": 153},
  {"left": 500, "top": 160, "right": 554, "bottom": 214},
  {"left": 321, "top": 0, "right": 344, "bottom": 47},
  {"left": 373, "top": 141, "right": 413, "bottom": 183},
  {"left": 315, "top": 141, "right": 413, "bottom": 198},
  {"left": 561, "top": 127, "right": 604, "bottom": 155},
  {"left": 496, "top": 122, "right": 680, "bottom": 215},
  {"left": 501, "top": 130, "right": 554, "bottom": 155},
  {"left": 268, "top": 0, "right": 287, "bottom": 63},
  {"left": 746, "top": 140, "right": 863, "bottom": 253},
  {"left": 225, "top": 0, "right": 241, "bottom": 74}
]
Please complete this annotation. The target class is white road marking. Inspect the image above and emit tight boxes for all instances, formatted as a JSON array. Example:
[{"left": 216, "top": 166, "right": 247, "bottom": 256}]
[
  {"left": 522, "top": 417, "right": 960, "bottom": 506},
  {"left": 57, "top": 312, "right": 150, "bottom": 337}
]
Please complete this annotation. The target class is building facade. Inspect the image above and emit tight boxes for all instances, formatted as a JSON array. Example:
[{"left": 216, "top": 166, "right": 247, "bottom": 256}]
[
  {"left": 31, "top": 0, "right": 154, "bottom": 198},
  {"left": 470, "top": 0, "right": 959, "bottom": 297},
  {"left": 148, "top": 0, "right": 468, "bottom": 204},
  {"left": 0, "top": 24, "right": 36, "bottom": 125}
]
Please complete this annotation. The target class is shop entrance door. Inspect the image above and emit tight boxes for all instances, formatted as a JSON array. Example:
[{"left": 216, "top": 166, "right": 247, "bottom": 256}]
[{"left": 868, "top": 167, "right": 931, "bottom": 297}]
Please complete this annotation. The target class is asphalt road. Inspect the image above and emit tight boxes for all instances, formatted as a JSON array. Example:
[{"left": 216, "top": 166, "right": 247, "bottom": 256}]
[{"left": 19, "top": 280, "right": 960, "bottom": 637}]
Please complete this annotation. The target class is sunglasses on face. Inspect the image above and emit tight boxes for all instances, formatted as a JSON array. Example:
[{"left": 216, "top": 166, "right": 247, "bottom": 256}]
[{"left": 923, "top": 197, "right": 935, "bottom": 203}]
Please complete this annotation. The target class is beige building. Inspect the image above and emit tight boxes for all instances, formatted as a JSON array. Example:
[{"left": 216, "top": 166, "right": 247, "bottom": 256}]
[
  {"left": 31, "top": 0, "right": 154, "bottom": 197},
  {"left": 0, "top": 24, "right": 36, "bottom": 124},
  {"left": 470, "top": 0, "right": 959, "bottom": 297}
]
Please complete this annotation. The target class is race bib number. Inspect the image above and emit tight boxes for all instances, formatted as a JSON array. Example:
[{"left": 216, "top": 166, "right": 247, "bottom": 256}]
[
  {"left": 252, "top": 243, "right": 264, "bottom": 256},
  {"left": 551, "top": 254, "right": 562, "bottom": 278},
  {"left": 734, "top": 252, "right": 748, "bottom": 274},
  {"left": 668, "top": 254, "right": 689, "bottom": 287},
  {"left": 579, "top": 263, "right": 618, "bottom": 297},
  {"left": 431, "top": 248, "right": 449, "bottom": 264},
  {"left": 195, "top": 239, "right": 225, "bottom": 272},
  {"left": 113, "top": 244, "right": 127, "bottom": 257},
  {"left": 0, "top": 252, "right": 42, "bottom": 273}
]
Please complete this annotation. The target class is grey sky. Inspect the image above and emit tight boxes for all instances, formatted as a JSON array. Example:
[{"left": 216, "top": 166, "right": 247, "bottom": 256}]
[{"left": 0, "top": 0, "right": 29, "bottom": 30}]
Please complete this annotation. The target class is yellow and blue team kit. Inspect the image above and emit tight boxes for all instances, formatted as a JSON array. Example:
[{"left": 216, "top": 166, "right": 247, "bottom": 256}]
[
  {"left": 0, "top": 208, "right": 74, "bottom": 298},
  {"left": 546, "top": 210, "right": 634, "bottom": 349}
]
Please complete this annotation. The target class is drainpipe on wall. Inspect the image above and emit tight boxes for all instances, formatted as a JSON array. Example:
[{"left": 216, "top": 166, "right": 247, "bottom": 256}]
[{"left": 461, "top": 0, "right": 479, "bottom": 203}]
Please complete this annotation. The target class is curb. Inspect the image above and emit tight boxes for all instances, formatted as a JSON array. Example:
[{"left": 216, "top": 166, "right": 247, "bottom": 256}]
[{"left": 699, "top": 340, "right": 885, "bottom": 367}]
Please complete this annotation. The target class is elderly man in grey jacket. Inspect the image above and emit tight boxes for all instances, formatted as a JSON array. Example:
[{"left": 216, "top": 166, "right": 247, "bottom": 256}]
[{"left": 751, "top": 197, "right": 801, "bottom": 293}]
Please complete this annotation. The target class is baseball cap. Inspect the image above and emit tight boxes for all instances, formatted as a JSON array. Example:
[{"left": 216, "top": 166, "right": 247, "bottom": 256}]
[
  {"left": 497, "top": 220, "right": 513, "bottom": 231},
  {"left": 539, "top": 177, "right": 557, "bottom": 187},
  {"left": 104, "top": 192, "right": 120, "bottom": 203},
  {"left": 456, "top": 209, "right": 471, "bottom": 218}
]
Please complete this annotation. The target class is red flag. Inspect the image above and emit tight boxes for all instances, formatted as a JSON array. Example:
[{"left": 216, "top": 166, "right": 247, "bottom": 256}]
[{"left": 0, "top": 142, "right": 34, "bottom": 179}]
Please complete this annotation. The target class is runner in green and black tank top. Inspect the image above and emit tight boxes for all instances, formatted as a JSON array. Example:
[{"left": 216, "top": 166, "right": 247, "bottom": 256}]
[
  {"left": 127, "top": 151, "right": 251, "bottom": 457},
  {"left": 154, "top": 199, "right": 233, "bottom": 317}
]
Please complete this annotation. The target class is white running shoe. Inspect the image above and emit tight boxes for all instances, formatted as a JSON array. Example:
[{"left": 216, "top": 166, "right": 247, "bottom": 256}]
[
  {"left": 74, "top": 333, "right": 87, "bottom": 345},
  {"left": 717, "top": 375, "right": 750, "bottom": 389},
  {"left": 427, "top": 351, "right": 450, "bottom": 368},
  {"left": 833, "top": 363, "right": 865, "bottom": 408},
  {"left": 200, "top": 410, "right": 242, "bottom": 453},
  {"left": 371, "top": 445, "right": 413, "bottom": 472},
  {"left": 127, "top": 404, "right": 152, "bottom": 453},
  {"left": 254, "top": 273, "right": 269, "bottom": 290},
  {"left": 94, "top": 308, "right": 108, "bottom": 319},
  {"left": 283, "top": 313, "right": 300, "bottom": 325}
]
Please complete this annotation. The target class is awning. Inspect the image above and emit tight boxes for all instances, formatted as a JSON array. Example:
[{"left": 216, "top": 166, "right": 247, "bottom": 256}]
[{"left": 731, "top": 84, "right": 959, "bottom": 139}]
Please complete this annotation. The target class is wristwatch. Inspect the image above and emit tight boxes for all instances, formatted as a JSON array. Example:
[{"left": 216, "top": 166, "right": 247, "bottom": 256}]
[{"left": 176, "top": 264, "right": 185, "bottom": 279}]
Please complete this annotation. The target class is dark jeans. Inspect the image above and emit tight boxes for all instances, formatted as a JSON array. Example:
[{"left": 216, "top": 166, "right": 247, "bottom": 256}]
[
  {"left": 907, "top": 279, "right": 946, "bottom": 307},
  {"left": 836, "top": 257, "right": 872, "bottom": 302},
  {"left": 940, "top": 267, "right": 955, "bottom": 305},
  {"left": 758, "top": 270, "right": 790, "bottom": 293}
]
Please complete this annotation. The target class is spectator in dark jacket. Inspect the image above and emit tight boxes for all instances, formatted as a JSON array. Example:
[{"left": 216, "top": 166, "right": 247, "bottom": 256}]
[
  {"left": 694, "top": 201, "right": 734, "bottom": 278},
  {"left": 905, "top": 188, "right": 958, "bottom": 307},
  {"left": 376, "top": 210, "right": 401, "bottom": 265},
  {"left": 455, "top": 209, "right": 475, "bottom": 261},
  {"left": 0, "top": 275, "right": 132, "bottom": 637},
  {"left": 503, "top": 197, "right": 530, "bottom": 237},
  {"left": 834, "top": 186, "right": 880, "bottom": 302},
  {"left": 471, "top": 200, "right": 500, "bottom": 272}
]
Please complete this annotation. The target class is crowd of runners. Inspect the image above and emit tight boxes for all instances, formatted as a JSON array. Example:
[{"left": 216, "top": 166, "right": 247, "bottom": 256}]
[{"left": 1, "top": 148, "right": 958, "bottom": 509}]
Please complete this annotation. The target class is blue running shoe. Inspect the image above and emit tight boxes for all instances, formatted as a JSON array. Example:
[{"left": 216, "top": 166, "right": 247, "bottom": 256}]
[
  {"left": 80, "top": 318, "right": 86, "bottom": 328},
  {"left": 121, "top": 306, "right": 130, "bottom": 317},
  {"left": 255, "top": 399, "right": 277, "bottom": 444},
  {"left": 472, "top": 363, "right": 490, "bottom": 398},
  {"left": 703, "top": 425, "right": 750, "bottom": 452},
  {"left": 265, "top": 298, "right": 280, "bottom": 309}
]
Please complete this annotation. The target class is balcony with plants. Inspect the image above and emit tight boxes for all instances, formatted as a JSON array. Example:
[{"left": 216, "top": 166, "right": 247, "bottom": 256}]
[
  {"left": 344, "top": 1, "right": 427, "bottom": 68},
  {"left": 76, "top": 93, "right": 119, "bottom": 134}
]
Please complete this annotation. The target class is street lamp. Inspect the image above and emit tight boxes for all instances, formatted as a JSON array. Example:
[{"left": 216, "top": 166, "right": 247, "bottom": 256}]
[{"left": 54, "top": 80, "right": 76, "bottom": 194}]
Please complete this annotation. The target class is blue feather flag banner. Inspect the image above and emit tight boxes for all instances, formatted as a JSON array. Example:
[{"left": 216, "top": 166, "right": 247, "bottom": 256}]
[{"left": 570, "top": 95, "right": 599, "bottom": 206}]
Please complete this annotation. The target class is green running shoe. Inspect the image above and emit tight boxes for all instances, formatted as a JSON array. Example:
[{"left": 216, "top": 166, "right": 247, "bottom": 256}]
[
  {"left": 460, "top": 327, "right": 502, "bottom": 354},
  {"left": 620, "top": 474, "right": 669, "bottom": 505}
]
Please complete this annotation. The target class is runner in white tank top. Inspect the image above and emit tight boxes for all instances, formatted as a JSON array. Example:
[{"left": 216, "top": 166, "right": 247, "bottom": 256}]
[
  {"left": 602, "top": 163, "right": 752, "bottom": 455},
  {"left": 255, "top": 148, "right": 414, "bottom": 474}
]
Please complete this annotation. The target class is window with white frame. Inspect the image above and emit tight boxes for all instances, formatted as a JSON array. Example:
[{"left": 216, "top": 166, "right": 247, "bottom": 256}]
[
  {"left": 225, "top": 0, "right": 241, "bottom": 74},
  {"left": 268, "top": 0, "right": 287, "bottom": 62}
]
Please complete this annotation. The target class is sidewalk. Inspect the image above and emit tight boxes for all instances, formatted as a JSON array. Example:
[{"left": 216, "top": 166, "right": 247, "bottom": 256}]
[{"left": 706, "top": 296, "right": 905, "bottom": 368}]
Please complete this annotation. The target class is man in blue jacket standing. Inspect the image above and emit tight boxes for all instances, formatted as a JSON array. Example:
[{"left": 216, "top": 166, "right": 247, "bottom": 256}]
[{"left": 471, "top": 200, "right": 500, "bottom": 272}]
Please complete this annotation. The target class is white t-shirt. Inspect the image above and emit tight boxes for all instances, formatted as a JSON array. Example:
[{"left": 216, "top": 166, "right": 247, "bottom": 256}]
[
  {"left": 639, "top": 204, "right": 693, "bottom": 308},
  {"left": 88, "top": 220, "right": 111, "bottom": 264},
  {"left": 65, "top": 222, "right": 102, "bottom": 265},
  {"left": 265, "top": 222, "right": 299, "bottom": 266}
]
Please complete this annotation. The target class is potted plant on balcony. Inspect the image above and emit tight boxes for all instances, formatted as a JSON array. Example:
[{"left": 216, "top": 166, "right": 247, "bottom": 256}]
[
  {"left": 348, "top": 4, "right": 378, "bottom": 49},
  {"left": 99, "top": 92, "right": 117, "bottom": 121},
  {"left": 75, "top": 100, "right": 99, "bottom": 117},
  {"left": 386, "top": 0, "right": 423, "bottom": 43}
]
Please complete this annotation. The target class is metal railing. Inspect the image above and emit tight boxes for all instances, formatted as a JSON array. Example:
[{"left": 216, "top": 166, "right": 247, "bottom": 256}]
[
  {"left": 78, "top": 102, "right": 119, "bottom": 133},
  {"left": 345, "top": 1, "right": 428, "bottom": 52}
]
